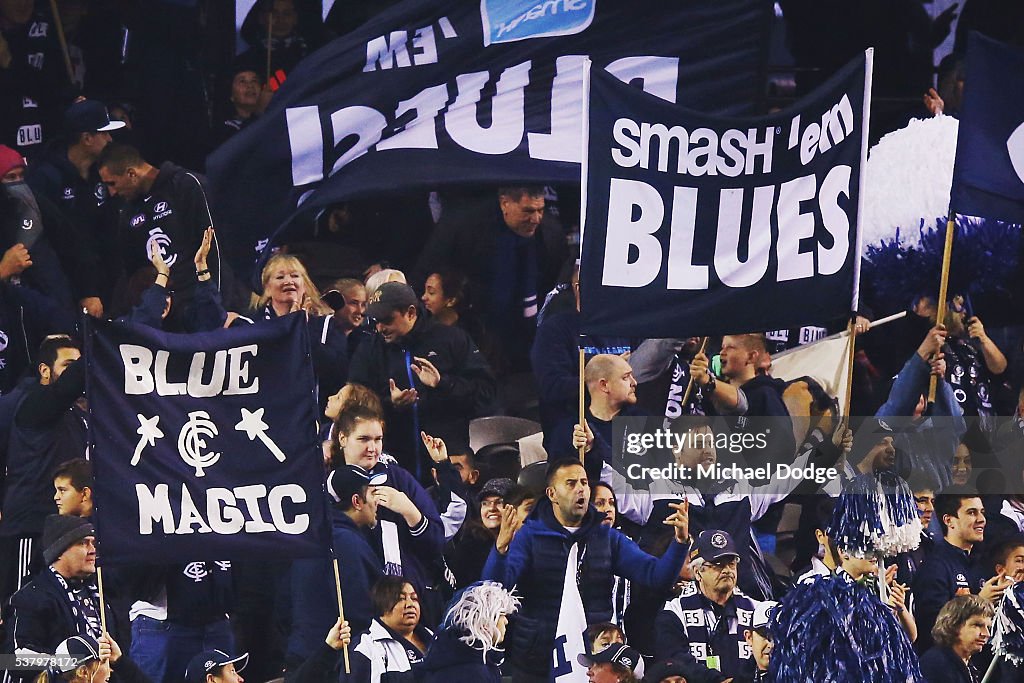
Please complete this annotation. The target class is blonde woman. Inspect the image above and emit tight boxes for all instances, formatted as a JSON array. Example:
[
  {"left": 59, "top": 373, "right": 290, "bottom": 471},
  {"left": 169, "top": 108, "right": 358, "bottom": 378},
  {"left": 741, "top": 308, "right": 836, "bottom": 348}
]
[{"left": 254, "top": 253, "right": 348, "bottom": 409}]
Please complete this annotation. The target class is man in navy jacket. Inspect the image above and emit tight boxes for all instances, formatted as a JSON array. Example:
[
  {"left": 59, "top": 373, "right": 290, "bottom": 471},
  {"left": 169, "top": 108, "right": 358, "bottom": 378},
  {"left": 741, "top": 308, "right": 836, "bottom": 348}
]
[
  {"left": 482, "top": 458, "right": 690, "bottom": 682},
  {"left": 912, "top": 486, "right": 1009, "bottom": 653}
]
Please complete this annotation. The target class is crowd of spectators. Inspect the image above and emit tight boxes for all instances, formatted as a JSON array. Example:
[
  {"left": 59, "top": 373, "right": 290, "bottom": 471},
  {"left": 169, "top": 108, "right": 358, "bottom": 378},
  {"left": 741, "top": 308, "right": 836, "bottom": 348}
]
[{"left": 3, "top": 1, "right": 1024, "bottom": 683}]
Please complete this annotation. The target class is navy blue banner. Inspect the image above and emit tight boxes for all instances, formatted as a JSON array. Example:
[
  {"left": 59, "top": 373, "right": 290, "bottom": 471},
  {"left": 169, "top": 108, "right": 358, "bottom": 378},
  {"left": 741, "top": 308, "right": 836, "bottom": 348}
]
[
  {"left": 86, "top": 314, "right": 330, "bottom": 564},
  {"left": 950, "top": 33, "right": 1024, "bottom": 224},
  {"left": 207, "top": 0, "right": 770, "bottom": 284},
  {"left": 579, "top": 53, "right": 871, "bottom": 338}
]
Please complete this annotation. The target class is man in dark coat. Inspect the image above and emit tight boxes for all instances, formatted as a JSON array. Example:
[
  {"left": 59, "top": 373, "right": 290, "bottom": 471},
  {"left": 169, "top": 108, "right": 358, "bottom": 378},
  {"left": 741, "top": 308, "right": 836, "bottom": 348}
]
[
  {"left": 348, "top": 282, "right": 497, "bottom": 482},
  {"left": 7, "top": 515, "right": 115, "bottom": 682},
  {"left": 414, "top": 186, "right": 568, "bottom": 373}
]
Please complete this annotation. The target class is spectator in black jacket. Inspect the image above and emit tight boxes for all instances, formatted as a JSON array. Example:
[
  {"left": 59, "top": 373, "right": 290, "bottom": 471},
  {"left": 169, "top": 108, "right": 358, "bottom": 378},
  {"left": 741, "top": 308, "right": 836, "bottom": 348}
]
[
  {"left": 27, "top": 99, "right": 125, "bottom": 316},
  {"left": 1, "top": 145, "right": 76, "bottom": 311},
  {"left": 96, "top": 142, "right": 221, "bottom": 322},
  {"left": 349, "top": 282, "right": 497, "bottom": 482},
  {"left": 414, "top": 186, "right": 568, "bottom": 373},
  {"left": 919, "top": 595, "right": 994, "bottom": 683},
  {"left": 7, "top": 515, "right": 114, "bottom": 681},
  {"left": 0, "top": 334, "right": 85, "bottom": 608}
]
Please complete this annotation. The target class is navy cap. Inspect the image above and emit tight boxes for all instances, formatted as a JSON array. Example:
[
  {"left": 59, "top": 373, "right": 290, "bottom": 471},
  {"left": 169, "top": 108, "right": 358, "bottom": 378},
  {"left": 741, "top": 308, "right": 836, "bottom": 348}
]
[
  {"left": 328, "top": 467, "right": 386, "bottom": 503},
  {"left": 577, "top": 644, "right": 645, "bottom": 677},
  {"left": 64, "top": 99, "right": 126, "bottom": 134},
  {"left": 50, "top": 636, "right": 100, "bottom": 675},
  {"left": 691, "top": 529, "right": 740, "bottom": 564},
  {"left": 185, "top": 650, "right": 248, "bottom": 683}
]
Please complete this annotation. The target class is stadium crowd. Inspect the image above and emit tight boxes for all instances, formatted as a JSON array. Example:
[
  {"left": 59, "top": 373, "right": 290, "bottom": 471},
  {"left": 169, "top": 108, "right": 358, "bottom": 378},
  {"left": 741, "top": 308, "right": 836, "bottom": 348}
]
[{"left": 4, "top": 1, "right": 1024, "bottom": 682}]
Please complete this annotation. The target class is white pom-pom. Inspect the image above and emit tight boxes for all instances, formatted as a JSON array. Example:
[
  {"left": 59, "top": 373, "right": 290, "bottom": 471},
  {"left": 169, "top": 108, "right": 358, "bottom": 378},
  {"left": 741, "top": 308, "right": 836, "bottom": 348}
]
[{"left": 862, "top": 115, "right": 960, "bottom": 252}]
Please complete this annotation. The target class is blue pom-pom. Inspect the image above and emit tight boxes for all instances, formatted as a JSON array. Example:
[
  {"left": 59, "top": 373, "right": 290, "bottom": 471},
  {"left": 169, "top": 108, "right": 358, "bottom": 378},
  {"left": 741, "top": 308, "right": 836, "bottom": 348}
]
[
  {"left": 768, "top": 572, "right": 923, "bottom": 682},
  {"left": 827, "top": 471, "right": 922, "bottom": 557},
  {"left": 992, "top": 581, "right": 1024, "bottom": 664}
]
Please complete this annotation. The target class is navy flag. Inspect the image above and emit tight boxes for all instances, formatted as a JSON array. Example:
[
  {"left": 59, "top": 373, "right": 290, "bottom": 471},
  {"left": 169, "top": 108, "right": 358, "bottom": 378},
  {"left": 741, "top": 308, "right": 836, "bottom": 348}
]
[
  {"left": 86, "top": 314, "right": 330, "bottom": 564},
  {"left": 208, "top": 0, "right": 769, "bottom": 284},
  {"left": 950, "top": 32, "right": 1024, "bottom": 224},
  {"left": 579, "top": 52, "right": 872, "bottom": 338}
]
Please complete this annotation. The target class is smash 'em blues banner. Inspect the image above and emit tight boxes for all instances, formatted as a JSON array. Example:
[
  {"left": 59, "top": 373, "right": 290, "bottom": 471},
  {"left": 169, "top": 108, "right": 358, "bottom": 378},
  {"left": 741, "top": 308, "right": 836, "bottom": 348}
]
[
  {"left": 950, "top": 33, "right": 1024, "bottom": 224},
  {"left": 208, "top": 0, "right": 769, "bottom": 282},
  {"left": 579, "top": 52, "right": 872, "bottom": 338},
  {"left": 86, "top": 314, "right": 330, "bottom": 564}
]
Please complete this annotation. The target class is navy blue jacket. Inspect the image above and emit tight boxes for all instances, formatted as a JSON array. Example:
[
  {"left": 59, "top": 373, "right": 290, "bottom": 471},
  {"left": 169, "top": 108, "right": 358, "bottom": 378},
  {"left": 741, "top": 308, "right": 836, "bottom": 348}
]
[
  {"left": 911, "top": 538, "right": 988, "bottom": 653},
  {"left": 360, "top": 459, "right": 445, "bottom": 599},
  {"left": 288, "top": 507, "right": 383, "bottom": 663},
  {"left": 7, "top": 567, "right": 119, "bottom": 674},
  {"left": 482, "top": 497, "right": 688, "bottom": 676},
  {"left": 0, "top": 359, "right": 86, "bottom": 537},
  {"left": 417, "top": 628, "right": 503, "bottom": 683},
  {"left": 919, "top": 645, "right": 978, "bottom": 683}
]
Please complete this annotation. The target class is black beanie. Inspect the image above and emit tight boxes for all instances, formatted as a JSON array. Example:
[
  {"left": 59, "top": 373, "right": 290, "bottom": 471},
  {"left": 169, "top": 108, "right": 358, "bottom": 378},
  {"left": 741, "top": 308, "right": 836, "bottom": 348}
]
[{"left": 42, "top": 514, "right": 95, "bottom": 565}]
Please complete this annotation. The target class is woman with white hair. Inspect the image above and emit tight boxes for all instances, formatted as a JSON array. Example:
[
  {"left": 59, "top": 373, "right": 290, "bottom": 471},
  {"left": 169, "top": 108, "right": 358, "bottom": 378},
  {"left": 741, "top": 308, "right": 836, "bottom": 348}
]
[{"left": 416, "top": 581, "right": 520, "bottom": 682}]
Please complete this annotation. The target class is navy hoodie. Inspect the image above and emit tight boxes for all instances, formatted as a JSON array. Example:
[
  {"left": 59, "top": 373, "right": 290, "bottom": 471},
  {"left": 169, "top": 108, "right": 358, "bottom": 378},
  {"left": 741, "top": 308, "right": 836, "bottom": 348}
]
[{"left": 288, "top": 506, "right": 383, "bottom": 664}]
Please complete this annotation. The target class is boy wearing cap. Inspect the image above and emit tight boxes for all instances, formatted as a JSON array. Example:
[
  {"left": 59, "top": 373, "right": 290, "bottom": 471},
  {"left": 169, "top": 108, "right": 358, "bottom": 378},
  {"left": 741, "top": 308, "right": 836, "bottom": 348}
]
[
  {"left": 285, "top": 468, "right": 383, "bottom": 678},
  {"left": 349, "top": 281, "right": 497, "bottom": 483},
  {"left": 185, "top": 649, "right": 248, "bottom": 683},
  {"left": 655, "top": 529, "right": 759, "bottom": 683},
  {"left": 7, "top": 515, "right": 117, "bottom": 679}
]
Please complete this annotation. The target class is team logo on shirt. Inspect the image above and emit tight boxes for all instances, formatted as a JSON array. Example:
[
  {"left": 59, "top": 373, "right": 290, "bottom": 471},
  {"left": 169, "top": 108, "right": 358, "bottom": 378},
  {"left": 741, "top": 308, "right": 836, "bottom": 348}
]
[
  {"left": 63, "top": 187, "right": 74, "bottom": 200},
  {"left": 153, "top": 201, "right": 173, "bottom": 219},
  {"left": 146, "top": 227, "right": 177, "bottom": 266},
  {"left": 130, "top": 214, "right": 146, "bottom": 227},
  {"left": 28, "top": 22, "right": 48, "bottom": 37},
  {"left": 21, "top": 219, "right": 33, "bottom": 230},
  {"left": 0, "top": 330, "right": 8, "bottom": 352}
]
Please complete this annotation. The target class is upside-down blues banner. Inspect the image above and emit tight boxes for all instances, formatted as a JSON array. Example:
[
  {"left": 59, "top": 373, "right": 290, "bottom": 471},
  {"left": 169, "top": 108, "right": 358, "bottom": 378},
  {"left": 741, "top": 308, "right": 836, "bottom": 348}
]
[
  {"left": 579, "top": 52, "right": 873, "bottom": 338},
  {"left": 950, "top": 33, "right": 1024, "bottom": 224},
  {"left": 86, "top": 314, "right": 330, "bottom": 564},
  {"left": 209, "top": 0, "right": 770, "bottom": 283}
]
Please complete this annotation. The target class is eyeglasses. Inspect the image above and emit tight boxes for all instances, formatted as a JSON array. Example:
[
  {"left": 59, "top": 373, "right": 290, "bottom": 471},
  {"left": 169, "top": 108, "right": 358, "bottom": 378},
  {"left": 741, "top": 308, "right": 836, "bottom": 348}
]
[{"left": 705, "top": 558, "right": 739, "bottom": 571}]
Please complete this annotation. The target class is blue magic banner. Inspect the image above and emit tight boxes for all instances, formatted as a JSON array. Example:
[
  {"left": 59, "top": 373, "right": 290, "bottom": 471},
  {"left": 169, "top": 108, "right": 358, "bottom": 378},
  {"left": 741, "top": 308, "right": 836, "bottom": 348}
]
[
  {"left": 950, "top": 33, "right": 1024, "bottom": 224},
  {"left": 86, "top": 314, "right": 330, "bottom": 564},
  {"left": 208, "top": 0, "right": 769, "bottom": 283},
  {"left": 579, "top": 53, "right": 872, "bottom": 338}
]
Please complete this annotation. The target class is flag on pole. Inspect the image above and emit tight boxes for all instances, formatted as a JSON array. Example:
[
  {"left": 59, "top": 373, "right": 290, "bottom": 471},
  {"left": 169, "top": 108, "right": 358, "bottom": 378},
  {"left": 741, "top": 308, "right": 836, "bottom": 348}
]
[
  {"left": 949, "top": 32, "right": 1024, "bottom": 224},
  {"left": 551, "top": 542, "right": 588, "bottom": 682},
  {"left": 770, "top": 330, "right": 854, "bottom": 403}
]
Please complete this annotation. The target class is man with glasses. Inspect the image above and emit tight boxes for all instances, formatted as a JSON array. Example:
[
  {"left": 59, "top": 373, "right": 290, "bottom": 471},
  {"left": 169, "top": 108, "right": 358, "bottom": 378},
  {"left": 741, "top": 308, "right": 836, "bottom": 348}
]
[{"left": 655, "top": 530, "right": 761, "bottom": 682}]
